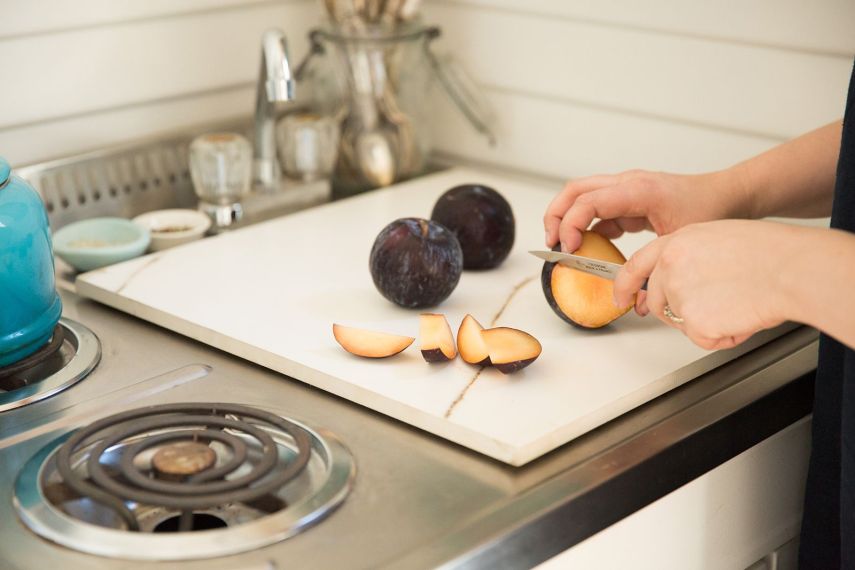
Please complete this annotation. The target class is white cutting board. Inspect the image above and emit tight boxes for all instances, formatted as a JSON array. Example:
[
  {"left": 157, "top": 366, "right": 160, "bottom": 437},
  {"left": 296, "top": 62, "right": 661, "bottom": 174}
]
[{"left": 76, "top": 168, "right": 787, "bottom": 466}]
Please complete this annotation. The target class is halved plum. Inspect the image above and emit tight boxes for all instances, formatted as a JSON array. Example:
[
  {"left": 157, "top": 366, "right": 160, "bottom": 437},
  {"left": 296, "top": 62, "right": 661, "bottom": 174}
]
[
  {"left": 541, "top": 231, "right": 632, "bottom": 329},
  {"left": 457, "top": 314, "right": 490, "bottom": 366},
  {"left": 480, "top": 327, "right": 542, "bottom": 374},
  {"left": 420, "top": 313, "right": 457, "bottom": 362},
  {"left": 333, "top": 324, "right": 414, "bottom": 358}
]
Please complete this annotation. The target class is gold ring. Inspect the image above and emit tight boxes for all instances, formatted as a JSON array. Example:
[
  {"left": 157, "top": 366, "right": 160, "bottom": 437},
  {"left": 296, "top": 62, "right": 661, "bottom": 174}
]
[{"left": 663, "top": 304, "right": 684, "bottom": 324}]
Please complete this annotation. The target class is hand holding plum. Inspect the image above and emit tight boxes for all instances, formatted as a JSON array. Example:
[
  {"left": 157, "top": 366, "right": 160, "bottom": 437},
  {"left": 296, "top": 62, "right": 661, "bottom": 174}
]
[{"left": 543, "top": 169, "right": 749, "bottom": 254}]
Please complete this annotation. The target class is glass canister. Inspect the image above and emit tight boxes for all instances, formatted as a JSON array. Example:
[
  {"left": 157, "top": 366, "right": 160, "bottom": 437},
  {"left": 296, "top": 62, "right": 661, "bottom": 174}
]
[
  {"left": 0, "top": 157, "right": 62, "bottom": 367},
  {"left": 276, "top": 112, "right": 340, "bottom": 181},
  {"left": 189, "top": 133, "right": 253, "bottom": 227},
  {"left": 297, "top": 23, "right": 494, "bottom": 197}
]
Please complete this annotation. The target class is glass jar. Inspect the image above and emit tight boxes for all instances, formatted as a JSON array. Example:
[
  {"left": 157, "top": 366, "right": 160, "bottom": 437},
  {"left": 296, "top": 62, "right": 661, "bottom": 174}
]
[{"left": 297, "top": 23, "right": 493, "bottom": 197}]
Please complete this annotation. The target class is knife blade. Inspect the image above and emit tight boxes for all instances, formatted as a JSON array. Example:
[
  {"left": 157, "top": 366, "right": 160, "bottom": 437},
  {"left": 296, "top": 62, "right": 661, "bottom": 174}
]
[{"left": 528, "top": 250, "right": 647, "bottom": 291}]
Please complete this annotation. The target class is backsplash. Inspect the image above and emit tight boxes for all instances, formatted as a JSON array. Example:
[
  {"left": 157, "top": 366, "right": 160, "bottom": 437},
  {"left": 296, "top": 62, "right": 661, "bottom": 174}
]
[
  {"left": 0, "top": 0, "right": 318, "bottom": 166},
  {"left": 423, "top": 0, "right": 855, "bottom": 179},
  {"left": 1, "top": 0, "right": 853, "bottom": 181}
]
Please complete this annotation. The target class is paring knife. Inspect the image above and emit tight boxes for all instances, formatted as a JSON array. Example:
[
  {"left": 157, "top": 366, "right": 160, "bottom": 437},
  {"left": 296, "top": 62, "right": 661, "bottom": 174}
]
[{"left": 528, "top": 250, "right": 648, "bottom": 291}]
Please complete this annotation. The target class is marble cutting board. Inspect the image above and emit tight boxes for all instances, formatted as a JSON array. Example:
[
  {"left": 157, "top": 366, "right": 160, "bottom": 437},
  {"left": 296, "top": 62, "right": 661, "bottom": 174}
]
[{"left": 75, "top": 168, "right": 788, "bottom": 466}]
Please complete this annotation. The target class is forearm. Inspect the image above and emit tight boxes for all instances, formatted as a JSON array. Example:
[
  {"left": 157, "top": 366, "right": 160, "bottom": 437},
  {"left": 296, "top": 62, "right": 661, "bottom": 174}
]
[
  {"left": 729, "top": 121, "right": 842, "bottom": 219},
  {"left": 784, "top": 226, "right": 855, "bottom": 348}
]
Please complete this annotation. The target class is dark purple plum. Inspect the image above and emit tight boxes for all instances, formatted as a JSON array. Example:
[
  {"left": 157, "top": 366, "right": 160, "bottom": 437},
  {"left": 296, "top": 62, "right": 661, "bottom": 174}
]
[
  {"left": 369, "top": 218, "right": 463, "bottom": 308},
  {"left": 430, "top": 184, "right": 515, "bottom": 270}
]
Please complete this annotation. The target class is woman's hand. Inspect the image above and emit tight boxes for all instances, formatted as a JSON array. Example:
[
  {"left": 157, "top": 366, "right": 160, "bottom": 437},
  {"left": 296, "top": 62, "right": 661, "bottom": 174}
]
[
  {"left": 613, "top": 220, "right": 801, "bottom": 350},
  {"left": 543, "top": 169, "right": 750, "bottom": 253}
]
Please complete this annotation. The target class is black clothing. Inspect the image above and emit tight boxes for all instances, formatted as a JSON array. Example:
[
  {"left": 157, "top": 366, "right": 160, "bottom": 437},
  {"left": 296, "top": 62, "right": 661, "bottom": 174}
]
[{"left": 800, "top": 61, "right": 855, "bottom": 569}]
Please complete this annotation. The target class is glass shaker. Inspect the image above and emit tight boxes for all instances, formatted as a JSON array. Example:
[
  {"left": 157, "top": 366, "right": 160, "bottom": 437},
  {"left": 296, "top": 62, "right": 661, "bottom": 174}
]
[
  {"left": 275, "top": 112, "right": 340, "bottom": 181},
  {"left": 189, "top": 133, "right": 253, "bottom": 228}
]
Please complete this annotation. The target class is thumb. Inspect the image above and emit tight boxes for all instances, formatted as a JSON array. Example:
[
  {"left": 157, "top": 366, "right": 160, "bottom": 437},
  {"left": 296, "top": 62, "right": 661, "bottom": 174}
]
[{"left": 613, "top": 236, "right": 668, "bottom": 308}]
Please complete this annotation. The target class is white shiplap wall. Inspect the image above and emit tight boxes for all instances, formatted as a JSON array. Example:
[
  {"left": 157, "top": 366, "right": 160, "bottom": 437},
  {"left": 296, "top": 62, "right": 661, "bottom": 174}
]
[
  {"left": 0, "top": 0, "right": 320, "bottom": 166},
  {"left": 2, "top": 1, "right": 853, "bottom": 179},
  {"left": 424, "top": 0, "right": 855, "bottom": 179}
]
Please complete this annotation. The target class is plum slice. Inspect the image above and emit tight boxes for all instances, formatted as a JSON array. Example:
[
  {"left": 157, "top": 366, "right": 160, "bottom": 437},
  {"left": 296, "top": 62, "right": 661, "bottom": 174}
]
[
  {"left": 457, "top": 314, "right": 491, "bottom": 366},
  {"left": 420, "top": 313, "right": 457, "bottom": 362},
  {"left": 541, "top": 231, "right": 632, "bottom": 329},
  {"left": 333, "top": 324, "right": 415, "bottom": 358},
  {"left": 480, "top": 327, "right": 542, "bottom": 374}
]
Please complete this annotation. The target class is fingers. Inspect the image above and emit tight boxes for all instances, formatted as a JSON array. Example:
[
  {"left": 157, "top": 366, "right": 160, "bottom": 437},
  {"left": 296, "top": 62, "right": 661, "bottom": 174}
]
[
  {"left": 544, "top": 175, "right": 618, "bottom": 247},
  {"left": 592, "top": 217, "right": 652, "bottom": 240},
  {"left": 644, "top": 270, "right": 684, "bottom": 333},
  {"left": 613, "top": 236, "right": 669, "bottom": 309},
  {"left": 685, "top": 329, "right": 754, "bottom": 350},
  {"left": 558, "top": 185, "right": 650, "bottom": 253},
  {"left": 634, "top": 290, "right": 648, "bottom": 316},
  {"left": 591, "top": 219, "right": 624, "bottom": 239}
]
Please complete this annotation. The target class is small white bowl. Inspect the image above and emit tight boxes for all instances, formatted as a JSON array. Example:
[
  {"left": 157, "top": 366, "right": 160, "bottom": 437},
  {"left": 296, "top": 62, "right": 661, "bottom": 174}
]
[{"left": 132, "top": 209, "right": 211, "bottom": 252}]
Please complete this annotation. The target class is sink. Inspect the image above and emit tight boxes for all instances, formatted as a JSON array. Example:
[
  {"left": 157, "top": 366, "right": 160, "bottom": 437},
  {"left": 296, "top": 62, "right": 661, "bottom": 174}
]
[{"left": 14, "top": 118, "right": 331, "bottom": 285}]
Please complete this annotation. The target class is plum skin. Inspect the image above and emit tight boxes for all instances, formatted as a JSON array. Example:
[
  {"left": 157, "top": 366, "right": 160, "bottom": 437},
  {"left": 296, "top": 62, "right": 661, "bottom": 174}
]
[
  {"left": 541, "top": 257, "right": 591, "bottom": 329},
  {"left": 421, "top": 348, "right": 451, "bottom": 363},
  {"left": 494, "top": 358, "right": 536, "bottom": 374},
  {"left": 369, "top": 218, "right": 463, "bottom": 308},
  {"left": 431, "top": 184, "right": 515, "bottom": 270}
]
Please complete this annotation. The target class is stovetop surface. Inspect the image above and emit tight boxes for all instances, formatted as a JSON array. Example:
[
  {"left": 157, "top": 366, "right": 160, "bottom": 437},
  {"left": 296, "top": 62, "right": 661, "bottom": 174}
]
[
  {"left": 1, "top": 291, "right": 529, "bottom": 569},
  {"left": 0, "top": 289, "right": 819, "bottom": 569}
]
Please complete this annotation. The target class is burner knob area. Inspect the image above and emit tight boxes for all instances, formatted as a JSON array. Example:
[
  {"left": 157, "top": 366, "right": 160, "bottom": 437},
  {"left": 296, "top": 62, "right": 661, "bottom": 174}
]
[{"left": 152, "top": 441, "right": 216, "bottom": 479}]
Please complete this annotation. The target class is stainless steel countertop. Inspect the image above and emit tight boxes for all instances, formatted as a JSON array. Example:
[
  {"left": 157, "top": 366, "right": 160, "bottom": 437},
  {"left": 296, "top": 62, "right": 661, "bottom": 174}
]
[{"left": 0, "top": 288, "right": 817, "bottom": 570}]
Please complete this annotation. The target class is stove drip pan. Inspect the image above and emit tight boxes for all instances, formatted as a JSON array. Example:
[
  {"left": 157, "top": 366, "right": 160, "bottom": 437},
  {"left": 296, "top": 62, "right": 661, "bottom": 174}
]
[
  {"left": 0, "top": 318, "right": 100, "bottom": 412},
  {"left": 14, "top": 403, "right": 355, "bottom": 560}
]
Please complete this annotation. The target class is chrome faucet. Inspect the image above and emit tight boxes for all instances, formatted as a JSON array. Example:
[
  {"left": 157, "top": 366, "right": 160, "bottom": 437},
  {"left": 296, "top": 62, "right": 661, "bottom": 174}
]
[{"left": 253, "top": 29, "right": 296, "bottom": 191}]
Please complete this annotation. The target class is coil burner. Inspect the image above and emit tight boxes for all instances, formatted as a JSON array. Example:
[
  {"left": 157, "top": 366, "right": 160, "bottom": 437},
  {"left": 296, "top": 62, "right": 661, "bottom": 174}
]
[{"left": 14, "top": 402, "right": 355, "bottom": 560}]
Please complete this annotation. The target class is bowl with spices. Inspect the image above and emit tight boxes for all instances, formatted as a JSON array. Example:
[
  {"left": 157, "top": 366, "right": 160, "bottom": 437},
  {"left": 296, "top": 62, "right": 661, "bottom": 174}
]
[
  {"left": 52, "top": 217, "right": 151, "bottom": 272},
  {"left": 132, "top": 209, "right": 211, "bottom": 252}
]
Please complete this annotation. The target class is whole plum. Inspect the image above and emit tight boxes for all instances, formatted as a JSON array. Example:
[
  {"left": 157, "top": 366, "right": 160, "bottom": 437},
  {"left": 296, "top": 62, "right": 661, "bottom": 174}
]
[
  {"left": 369, "top": 218, "right": 463, "bottom": 308},
  {"left": 431, "top": 184, "right": 515, "bottom": 270}
]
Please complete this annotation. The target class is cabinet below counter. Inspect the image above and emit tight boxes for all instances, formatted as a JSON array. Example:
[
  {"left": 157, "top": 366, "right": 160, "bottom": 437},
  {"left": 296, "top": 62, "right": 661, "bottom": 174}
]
[{"left": 539, "top": 417, "right": 809, "bottom": 569}]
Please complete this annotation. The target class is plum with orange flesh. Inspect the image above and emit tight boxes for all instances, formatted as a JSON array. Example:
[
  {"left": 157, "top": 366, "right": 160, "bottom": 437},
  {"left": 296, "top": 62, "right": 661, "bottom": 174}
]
[
  {"left": 541, "top": 231, "right": 633, "bottom": 328},
  {"left": 420, "top": 313, "right": 457, "bottom": 362},
  {"left": 370, "top": 218, "right": 463, "bottom": 308},
  {"left": 430, "top": 184, "right": 515, "bottom": 269},
  {"left": 481, "top": 327, "right": 542, "bottom": 374},
  {"left": 457, "top": 314, "right": 490, "bottom": 365},
  {"left": 333, "top": 324, "right": 414, "bottom": 358}
]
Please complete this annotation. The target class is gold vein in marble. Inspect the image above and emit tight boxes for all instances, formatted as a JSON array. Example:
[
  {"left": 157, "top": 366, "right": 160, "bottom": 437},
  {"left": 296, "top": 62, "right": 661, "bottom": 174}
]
[
  {"left": 114, "top": 254, "right": 163, "bottom": 294},
  {"left": 444, "top": 273, "right": 538, "bottom": 419}
]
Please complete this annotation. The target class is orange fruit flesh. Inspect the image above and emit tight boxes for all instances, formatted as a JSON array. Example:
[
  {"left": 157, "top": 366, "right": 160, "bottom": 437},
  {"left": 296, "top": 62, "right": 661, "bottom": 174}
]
[{"left": 552, "top": 232, "right": 632, "bottom": 328}]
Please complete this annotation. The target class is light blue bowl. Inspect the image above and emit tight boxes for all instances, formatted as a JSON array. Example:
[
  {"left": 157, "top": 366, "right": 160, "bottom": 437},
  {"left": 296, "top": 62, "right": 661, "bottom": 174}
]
[{"left": 53, "top": 218, "right": 150, "bottom": 272}]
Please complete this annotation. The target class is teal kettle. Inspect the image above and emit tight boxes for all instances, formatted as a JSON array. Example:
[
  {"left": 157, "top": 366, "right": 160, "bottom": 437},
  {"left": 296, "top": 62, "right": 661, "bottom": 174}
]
[{"left": 0, "top": 156, "right": 62, "bottom": 367}]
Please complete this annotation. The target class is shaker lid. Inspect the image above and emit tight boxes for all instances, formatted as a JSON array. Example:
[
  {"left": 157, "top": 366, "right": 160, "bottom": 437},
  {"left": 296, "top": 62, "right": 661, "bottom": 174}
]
[{"left": 0, "top": 156, "right": 9, "bottom": 188}]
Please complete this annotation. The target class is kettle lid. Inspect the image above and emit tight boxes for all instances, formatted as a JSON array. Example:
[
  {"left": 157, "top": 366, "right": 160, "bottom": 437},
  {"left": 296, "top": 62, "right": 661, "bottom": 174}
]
[{"left": 0, "top": 156, "right": 9, "bottom": 188}]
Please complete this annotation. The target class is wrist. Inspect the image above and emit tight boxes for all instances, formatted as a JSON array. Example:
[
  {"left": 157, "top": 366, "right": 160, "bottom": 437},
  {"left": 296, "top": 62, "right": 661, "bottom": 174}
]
[
  {"left": 714, "top": 164, "right": 756, "bottom": 220},
  {"left": 775, "top": 225, "right": 833, "bottom": 328}
]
